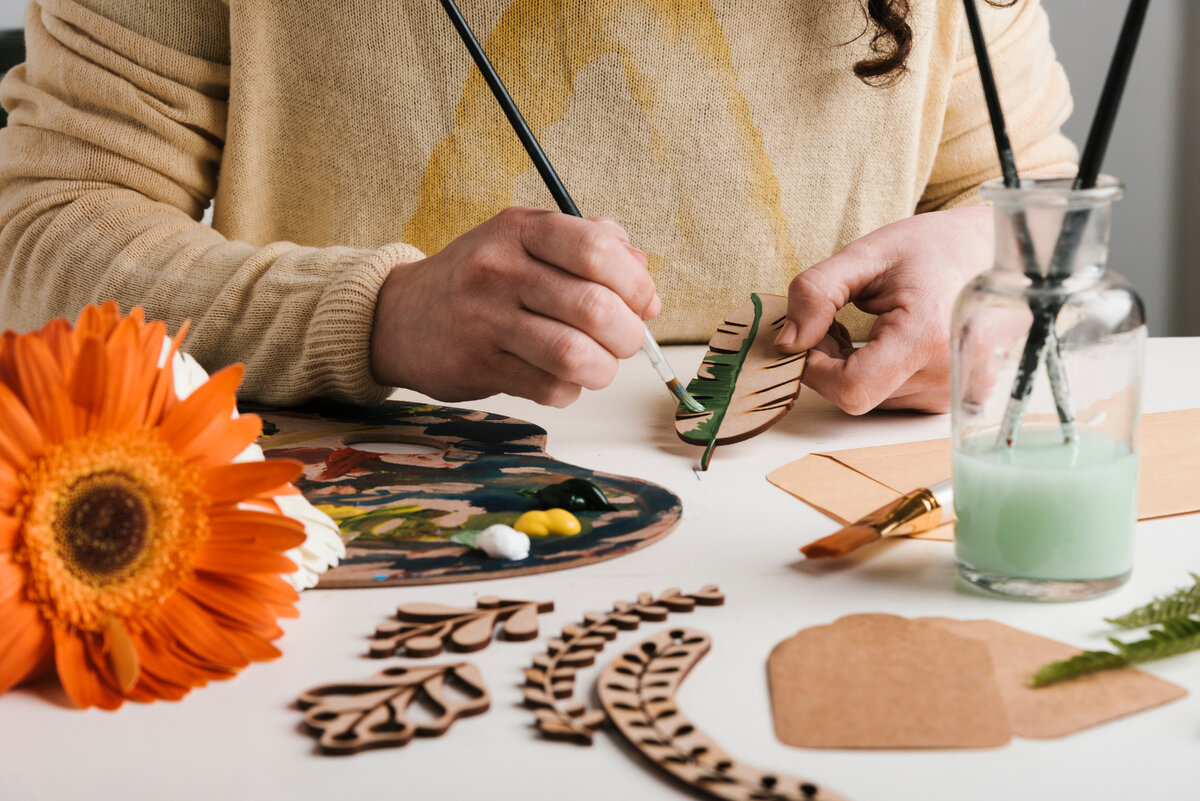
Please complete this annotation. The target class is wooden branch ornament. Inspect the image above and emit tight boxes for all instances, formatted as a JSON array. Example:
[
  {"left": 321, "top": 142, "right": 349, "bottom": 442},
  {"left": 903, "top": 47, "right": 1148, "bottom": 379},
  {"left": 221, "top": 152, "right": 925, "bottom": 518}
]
[
  {"left": 676, "top": 294, "right": 806, "bottom": 469},
  {"left": 598, "top": 628, "right": 847, "bottom": 801},
  {"left": 298, "top": 663, "right": 490, "bottom": 754},
  {"left": 523, "top": 586, "right": 725, "bottom": 743},
  {"left": 369, "top": 596, "right": 554, "bottom": 658}
]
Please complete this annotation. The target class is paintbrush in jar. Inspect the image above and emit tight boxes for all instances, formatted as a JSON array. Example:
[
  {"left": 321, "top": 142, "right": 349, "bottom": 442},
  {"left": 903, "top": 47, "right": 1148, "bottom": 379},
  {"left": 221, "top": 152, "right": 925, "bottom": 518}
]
[
  {"left": 800, "top": 479, "right": 953, "bottom": 559},
  {"left": 989, "top": 0, "right": 1150, "bottom": 448}
]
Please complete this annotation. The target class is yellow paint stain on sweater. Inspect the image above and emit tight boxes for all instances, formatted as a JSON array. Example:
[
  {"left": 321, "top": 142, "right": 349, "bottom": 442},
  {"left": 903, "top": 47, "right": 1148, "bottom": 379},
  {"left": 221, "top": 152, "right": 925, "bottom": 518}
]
[{"left": 404, "top": 0, "right": 799, "bottom": 281}]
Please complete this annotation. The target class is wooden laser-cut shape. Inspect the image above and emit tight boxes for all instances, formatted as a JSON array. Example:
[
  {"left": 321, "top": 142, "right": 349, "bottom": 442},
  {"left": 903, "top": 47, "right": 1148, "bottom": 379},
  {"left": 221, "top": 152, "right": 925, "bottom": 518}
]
[
  {"left": 675, "top": 294, "right": 806, "bottom": 470},
  {"left": 369, "top": 596, "right": 554, "bottom": 658},
  {"left": 297, "top": 663, "right": 490, "bottom": 754},
  {"left": 523, "top": 586, "right": 724, "bottom": 743},
  {"left": 598, "top": 628, "right": 848, "bottom": 801}
]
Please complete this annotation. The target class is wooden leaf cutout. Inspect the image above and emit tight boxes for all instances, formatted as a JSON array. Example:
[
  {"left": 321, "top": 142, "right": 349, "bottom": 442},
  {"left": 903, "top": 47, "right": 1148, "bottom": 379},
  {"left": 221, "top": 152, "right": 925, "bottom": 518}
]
[
  {"left": 369, "top": 598, "right": 553, "bottom": 658},
  {"left": 599, "top": 629, "right": 847, "bottom": 801},
  {"left": 676, "top": 293, "right": 806, "bottom": 470},
  {"left": 297, "top": 663, "right": 490, "bottom": 754},
  {"left": 524, "top": 586, "right": 725, "bottom": 743}
]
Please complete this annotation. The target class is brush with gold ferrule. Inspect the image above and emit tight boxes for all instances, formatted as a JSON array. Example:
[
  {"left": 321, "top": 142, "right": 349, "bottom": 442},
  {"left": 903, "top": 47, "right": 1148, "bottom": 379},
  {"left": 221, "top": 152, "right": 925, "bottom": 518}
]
[{"left": 800, "top": 479, "right": 953, "bottom": 559}]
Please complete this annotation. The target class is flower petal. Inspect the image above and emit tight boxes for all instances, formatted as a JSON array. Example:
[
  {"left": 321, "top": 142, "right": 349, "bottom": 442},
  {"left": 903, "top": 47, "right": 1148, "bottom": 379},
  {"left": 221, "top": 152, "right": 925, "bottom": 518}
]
[
  {"left": 102, "top": 617, "right": 140, "bottom": 693},
  {"left": 0, "top": 381, "right": 45, "bottom": 467},
  {"left": 69, "top": 336, "right": 108, "bottom": 418},
  {"left": 184, "top": 414, "right": 266, "bottom": 470},
  {"left": 158, "top": 365, "right": 243, "bottom": 453},
  {"left": 156, "top": 593, "right": 250, "bottom": 671},
  {"left": 220, "top": 628, "right": 282, "bottom": 662},
  {"left": 200, "top": 460, "right": 302, "bottom": 507},
  {"left": 129, "top": 623, "right": 212, "bottom": 688},
  {"left": 178, "top": 575, "right": 277, "bottom": 635},
  {"left": 97, "top": 315, "right": 151, "bottom": 431},
  {"left": 52, "top": 626, "right": 123, "bottom": 710},
  {"left": 0, "top": 597, "right": 52, "bottom": 695},
  {"left": 0, "top": 513, "right": 20, "bottom": 553},
  {"left": 195, "top": 570, "right": 299, "bottom": 617},
  {"left": 206, "top": 508, "right": 307, "bottom": 550},
  {"left": 13, "top": 335, "right": 74, "bottom": 445},
  {"left": 191, "top": 542, "right": 298, "bottom": 576}
]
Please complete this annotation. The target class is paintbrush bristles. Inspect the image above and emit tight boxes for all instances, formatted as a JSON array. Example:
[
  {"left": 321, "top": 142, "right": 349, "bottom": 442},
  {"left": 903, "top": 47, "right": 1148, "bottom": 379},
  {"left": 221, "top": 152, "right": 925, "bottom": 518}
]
[{"left": 800, "top": 525, "right": 881, "bottom": 559}]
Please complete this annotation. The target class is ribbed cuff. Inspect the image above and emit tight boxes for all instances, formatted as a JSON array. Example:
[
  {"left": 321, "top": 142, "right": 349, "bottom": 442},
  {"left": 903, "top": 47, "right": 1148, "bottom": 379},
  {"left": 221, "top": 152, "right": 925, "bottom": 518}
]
[{"left": 306, "top": 242, "right": 425, "bottom": 404}]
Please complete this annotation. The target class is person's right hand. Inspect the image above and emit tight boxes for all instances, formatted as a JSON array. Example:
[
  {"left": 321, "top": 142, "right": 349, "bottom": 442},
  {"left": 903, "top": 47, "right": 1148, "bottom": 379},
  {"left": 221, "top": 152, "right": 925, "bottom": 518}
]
[{"left": 370, "top": 207, "right": 660, "bottom": 407}]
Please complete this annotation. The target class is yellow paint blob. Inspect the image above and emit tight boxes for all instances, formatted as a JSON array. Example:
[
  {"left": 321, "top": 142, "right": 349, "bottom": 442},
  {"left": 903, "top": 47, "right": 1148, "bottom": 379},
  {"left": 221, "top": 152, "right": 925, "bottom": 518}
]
[{"left": 514, "top": 508, "right": 582, "bottom": 537}]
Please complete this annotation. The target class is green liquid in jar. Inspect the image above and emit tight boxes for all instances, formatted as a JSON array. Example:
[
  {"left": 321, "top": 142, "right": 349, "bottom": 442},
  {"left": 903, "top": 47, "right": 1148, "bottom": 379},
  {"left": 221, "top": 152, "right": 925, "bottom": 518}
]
[{"left": 953, "top": 428, "right": 1137, "bottom": 581}]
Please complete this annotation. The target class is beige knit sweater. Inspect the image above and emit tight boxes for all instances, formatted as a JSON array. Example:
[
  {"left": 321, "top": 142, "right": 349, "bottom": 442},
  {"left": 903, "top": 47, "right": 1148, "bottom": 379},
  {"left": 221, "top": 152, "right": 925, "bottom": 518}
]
[{"left": 0, "top": 0, "right": 1075, "bottom": 404}]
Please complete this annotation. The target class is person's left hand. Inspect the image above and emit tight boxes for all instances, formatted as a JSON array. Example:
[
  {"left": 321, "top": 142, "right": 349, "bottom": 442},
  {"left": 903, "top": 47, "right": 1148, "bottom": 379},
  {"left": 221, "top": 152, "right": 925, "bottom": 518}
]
[{"left": 773, "top": 205, "right": 994, "bottom": 414}]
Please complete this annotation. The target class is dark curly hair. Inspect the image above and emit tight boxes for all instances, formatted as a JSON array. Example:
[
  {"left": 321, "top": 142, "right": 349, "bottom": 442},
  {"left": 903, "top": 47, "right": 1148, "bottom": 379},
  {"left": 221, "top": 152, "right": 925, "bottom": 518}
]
[{"left": 855, "top": 0, "right": 1019, "bottom": 87}]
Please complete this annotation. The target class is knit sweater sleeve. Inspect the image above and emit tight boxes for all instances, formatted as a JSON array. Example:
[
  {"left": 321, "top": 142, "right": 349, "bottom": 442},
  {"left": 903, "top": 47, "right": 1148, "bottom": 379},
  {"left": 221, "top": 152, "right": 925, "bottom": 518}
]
[
  {"left": 0, "top": 0, "right": 423, "bottom": 405},
  {"left": 918, "top": 0, "right": 1078, "bottom": 212}
]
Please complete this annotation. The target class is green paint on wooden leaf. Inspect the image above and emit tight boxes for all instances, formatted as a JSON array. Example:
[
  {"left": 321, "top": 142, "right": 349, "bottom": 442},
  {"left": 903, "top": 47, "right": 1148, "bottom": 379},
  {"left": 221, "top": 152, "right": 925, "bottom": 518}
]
[{"left": 682, "top": 293, "right": 764, "bottom": 469}]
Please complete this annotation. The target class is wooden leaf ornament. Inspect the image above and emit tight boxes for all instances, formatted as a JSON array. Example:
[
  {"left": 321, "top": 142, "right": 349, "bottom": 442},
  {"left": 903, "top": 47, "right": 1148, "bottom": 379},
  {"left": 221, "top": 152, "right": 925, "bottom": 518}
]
[
  {"left": 599, "top": 629, "right": 848, "bottom": 801},
  {"left": 524, "top": 586, "right": 725, "bottom": 743},
  {"left": 297, "top": 663, "right": 490, "bottom": 754},
  {"left": 369, "top": 596, "right": 554, "bottom": 658},
  {"left": 675, "top": 294, "right": 806, "bottom": 470}
]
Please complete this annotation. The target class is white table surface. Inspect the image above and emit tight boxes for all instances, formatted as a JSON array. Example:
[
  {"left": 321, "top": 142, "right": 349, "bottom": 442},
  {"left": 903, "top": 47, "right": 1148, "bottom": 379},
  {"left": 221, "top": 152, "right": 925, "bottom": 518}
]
[{"left": 2, "top": 340, "right": 1198, "bottom": 801}]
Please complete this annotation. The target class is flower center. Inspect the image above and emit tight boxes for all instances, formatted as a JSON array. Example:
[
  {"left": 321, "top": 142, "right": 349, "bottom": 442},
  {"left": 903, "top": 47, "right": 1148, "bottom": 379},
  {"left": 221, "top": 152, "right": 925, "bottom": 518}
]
[
  {"left": 16, "top": 430, "right": 209, "bottom": 631},
  {"left": 55, "top": 471, "right": 151, "bottom": 584}
]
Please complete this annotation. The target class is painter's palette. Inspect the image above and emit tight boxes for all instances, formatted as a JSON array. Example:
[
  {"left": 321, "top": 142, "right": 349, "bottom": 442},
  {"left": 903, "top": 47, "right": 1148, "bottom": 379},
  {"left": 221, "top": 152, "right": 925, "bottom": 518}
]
[{"left": 250, "top": 401, "right": 681, "bottom": 587}]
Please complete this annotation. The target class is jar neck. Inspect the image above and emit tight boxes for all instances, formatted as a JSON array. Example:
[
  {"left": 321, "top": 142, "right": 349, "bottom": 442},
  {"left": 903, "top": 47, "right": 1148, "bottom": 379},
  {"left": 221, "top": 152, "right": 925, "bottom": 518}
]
[
  {"left": 982, "top": 177, "right": 1122, "bottom": 282},
  {"left": 992, "top": 203, "right": 1113, "bottom": 281}
]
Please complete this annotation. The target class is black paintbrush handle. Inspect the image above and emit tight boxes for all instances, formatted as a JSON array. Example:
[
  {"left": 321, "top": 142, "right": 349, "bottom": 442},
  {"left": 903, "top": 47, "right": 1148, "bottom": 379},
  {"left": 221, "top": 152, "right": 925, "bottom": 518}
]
[
  {"left": 439, "top": 0, "right": 580, "bottom": 217},
  {"left": 962, "top": 0, "right": 1019, "bottom": 188},
  {"left": 998, "top": 0, "right": 1149, "bottom": 445}
]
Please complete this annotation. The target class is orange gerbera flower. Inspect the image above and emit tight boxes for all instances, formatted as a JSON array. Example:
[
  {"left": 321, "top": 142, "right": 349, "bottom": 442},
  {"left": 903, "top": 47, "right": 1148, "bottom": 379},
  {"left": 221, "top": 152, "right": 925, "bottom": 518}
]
[{"left": 0, "top": 302, "right": 305, "bottom": 709}]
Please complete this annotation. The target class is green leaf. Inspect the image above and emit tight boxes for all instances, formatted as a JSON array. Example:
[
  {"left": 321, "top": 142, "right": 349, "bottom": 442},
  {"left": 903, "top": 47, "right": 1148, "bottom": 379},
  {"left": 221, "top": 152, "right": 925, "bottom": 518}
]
[
  {"left": 1106, "top": 572, "right": 1200, "bottom": 628},
  {"left": 674, "top": 294, "right": 806, "bottom": 470},
  {"left": 1029, "top": 615, "right": 1200, "bottom": 687}
]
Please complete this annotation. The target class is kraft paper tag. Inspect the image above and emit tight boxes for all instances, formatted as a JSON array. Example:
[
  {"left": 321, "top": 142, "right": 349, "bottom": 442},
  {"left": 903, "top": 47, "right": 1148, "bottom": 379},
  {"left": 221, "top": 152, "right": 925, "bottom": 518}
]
[
  {"left": 767, "top": 614, "right": 1011, "bottom": 749},
  {"left": 767, "top": 614, "right": 1187, "bottom": 750}
]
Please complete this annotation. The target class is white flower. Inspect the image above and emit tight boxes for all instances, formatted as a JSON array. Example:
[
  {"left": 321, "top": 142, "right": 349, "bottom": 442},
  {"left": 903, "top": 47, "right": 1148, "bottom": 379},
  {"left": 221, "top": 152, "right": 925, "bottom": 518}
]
[
  {"left": 476, "top": 524, "right": 530, "bottom": 560},
  {"left": 160, "top": 341, "right": 344, "bottom": 590}
]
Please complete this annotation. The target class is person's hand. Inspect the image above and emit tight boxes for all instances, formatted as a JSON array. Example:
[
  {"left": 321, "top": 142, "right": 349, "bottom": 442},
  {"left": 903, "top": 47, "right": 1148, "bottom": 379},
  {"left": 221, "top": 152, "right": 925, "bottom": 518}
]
[
  {"left": 774, "top": 205, "right": 993, "bottom": 414},
  {"left": 370, "top": 207, "right": 659, "bottom": 407}
]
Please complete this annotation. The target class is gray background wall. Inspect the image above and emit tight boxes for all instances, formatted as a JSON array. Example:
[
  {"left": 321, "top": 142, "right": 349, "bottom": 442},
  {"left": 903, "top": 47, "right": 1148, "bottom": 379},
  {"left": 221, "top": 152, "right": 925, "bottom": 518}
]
[
  {"left": 1043, "top": 0, "right": 1193, "bottom": 336},
  {"left": 0, "top": 0, "right": 1195, "bottom": 335}
]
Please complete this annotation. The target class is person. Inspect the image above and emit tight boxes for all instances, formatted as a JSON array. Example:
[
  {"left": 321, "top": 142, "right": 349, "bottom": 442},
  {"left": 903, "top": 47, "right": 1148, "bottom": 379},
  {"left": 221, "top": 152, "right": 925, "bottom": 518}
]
[{"left": 0, "top": 0, "right": 1075, "bottom": 414}]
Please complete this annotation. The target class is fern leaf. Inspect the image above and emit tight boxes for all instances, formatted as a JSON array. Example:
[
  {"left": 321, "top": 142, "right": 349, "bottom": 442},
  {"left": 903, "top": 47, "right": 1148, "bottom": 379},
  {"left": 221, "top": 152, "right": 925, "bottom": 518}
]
[
  {"left": 1030, "top": 615, "right": 1200, "bottom": 687},
  {"left": 674, "top": 293, "right": 806, "bottom": 470},
  {"left": 1028, "top": 650, "right": 1129, "bottom": 687},
  {"left": 1105, "top": 573, "right": 1200, "bottom": 628}
]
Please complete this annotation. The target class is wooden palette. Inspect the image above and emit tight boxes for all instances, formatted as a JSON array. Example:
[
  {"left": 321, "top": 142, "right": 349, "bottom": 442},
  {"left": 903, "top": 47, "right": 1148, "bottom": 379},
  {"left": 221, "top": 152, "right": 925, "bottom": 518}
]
[
  {"left": 675, "top": 294, "right": 807, "bottom": 469},
  {"left": 250, "top": 401, "right": 682, "bottom": 587},
  {"left": 599, "top": 628, "right": 847, "bottom": 801}
]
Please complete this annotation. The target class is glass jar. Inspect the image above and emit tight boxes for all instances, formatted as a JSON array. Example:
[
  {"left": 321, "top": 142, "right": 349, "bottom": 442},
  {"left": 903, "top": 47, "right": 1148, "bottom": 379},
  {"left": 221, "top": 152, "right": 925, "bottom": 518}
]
[{"left": 950, "top": 176, "right": 1146, "bottom": 601}]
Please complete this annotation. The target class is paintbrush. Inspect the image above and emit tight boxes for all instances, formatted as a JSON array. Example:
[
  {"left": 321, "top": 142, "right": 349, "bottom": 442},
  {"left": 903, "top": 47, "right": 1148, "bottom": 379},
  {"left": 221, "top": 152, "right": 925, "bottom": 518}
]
[
  {"left": 438, "top": 0, "right": 704, "bottom": 413},
  {"left": 961, "top": 0, "right": 1077, "bottom": 446},
  {"left": 800, "top": 479, "right": 953, "bottom": 559},
  {"left": 992, "top": 0, "right": 1150, "bottom": 448}
]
